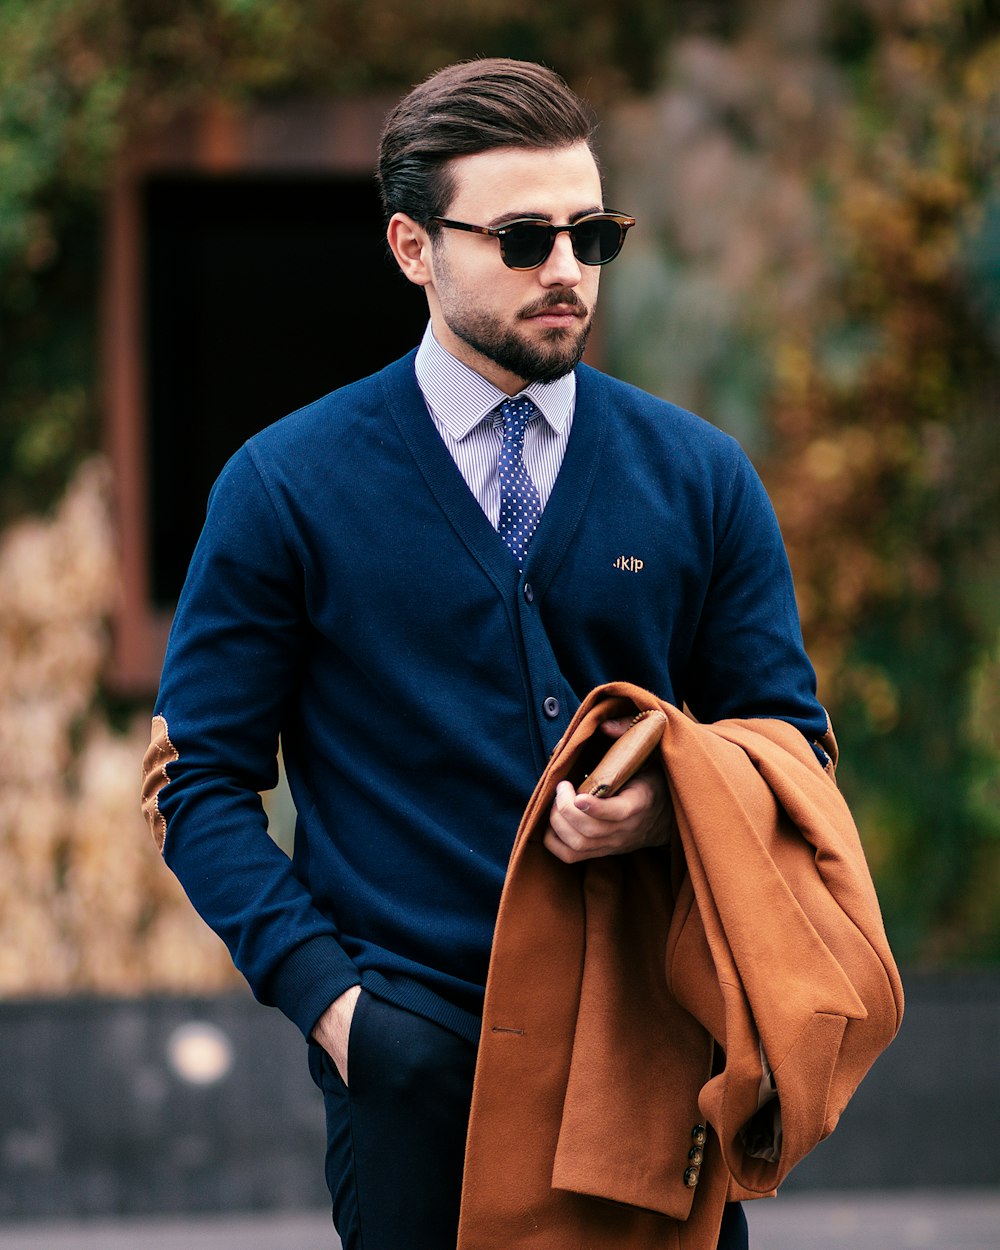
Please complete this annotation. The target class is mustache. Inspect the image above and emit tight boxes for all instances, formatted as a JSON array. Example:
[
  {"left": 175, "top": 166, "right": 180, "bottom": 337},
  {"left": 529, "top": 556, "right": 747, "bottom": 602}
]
[{"left": 519, "top": 289, "right": 589, "bottom": 319}]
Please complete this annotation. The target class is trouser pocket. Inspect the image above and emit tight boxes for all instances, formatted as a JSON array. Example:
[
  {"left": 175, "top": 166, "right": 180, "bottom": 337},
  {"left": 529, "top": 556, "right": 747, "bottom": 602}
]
[{"left": 316, "top": 992, "right": 477, "bottom": 1250}]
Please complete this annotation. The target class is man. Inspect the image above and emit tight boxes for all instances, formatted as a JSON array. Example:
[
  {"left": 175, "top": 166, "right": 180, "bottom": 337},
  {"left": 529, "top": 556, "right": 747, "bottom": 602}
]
[{"left": 143, "top": 58, "right": 832, "bottom": 1250}]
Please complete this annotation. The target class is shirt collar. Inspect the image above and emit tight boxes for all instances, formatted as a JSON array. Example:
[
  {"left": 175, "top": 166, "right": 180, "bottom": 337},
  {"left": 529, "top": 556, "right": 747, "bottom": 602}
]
[{"left": 414, "top": 322, "right": 575, "bottom": 440}]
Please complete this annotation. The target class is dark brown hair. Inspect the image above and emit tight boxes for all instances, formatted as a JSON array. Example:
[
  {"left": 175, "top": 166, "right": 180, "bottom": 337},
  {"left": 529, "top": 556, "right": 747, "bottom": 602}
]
[{"left": 376, "top": 58, "right": 598, "bottom": 231}]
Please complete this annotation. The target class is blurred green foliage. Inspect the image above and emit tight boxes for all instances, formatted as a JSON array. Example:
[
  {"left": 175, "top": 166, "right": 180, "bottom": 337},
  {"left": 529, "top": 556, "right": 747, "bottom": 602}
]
[
  {"left": 0, "top": 0, "right": 120, "bottom": 518},
  {"left": 1, "top": 0, "right": 998, "bottom": 965}
]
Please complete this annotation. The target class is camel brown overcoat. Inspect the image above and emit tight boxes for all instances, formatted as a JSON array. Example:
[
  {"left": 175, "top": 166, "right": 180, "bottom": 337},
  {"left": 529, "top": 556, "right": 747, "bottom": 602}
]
[{"left": 457, "top": 682, "right": 904, "bottom": 1250}]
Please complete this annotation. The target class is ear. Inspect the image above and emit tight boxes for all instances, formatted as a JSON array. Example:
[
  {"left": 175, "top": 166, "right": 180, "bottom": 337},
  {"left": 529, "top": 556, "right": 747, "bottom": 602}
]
[{"left": 387, "top": 212, "right": 434, "bottom": 287}]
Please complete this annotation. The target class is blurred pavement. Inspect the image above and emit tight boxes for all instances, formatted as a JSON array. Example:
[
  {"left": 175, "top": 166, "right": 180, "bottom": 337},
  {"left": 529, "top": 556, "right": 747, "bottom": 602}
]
[
  {"left": 0, "top": 1191, "right": 998, "bottom": 1249},
  {"left": 749, "top": 1190, "right": 1000, "bottom": 1249},
  {"left": 0, "top": 1211, "right": 336, "bottom": 1249}
]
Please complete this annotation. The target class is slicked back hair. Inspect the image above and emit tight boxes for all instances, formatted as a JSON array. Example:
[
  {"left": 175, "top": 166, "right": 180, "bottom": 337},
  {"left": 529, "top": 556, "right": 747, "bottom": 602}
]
[{"left": 377, "top": 58, "right": 598, "bottom": 234}]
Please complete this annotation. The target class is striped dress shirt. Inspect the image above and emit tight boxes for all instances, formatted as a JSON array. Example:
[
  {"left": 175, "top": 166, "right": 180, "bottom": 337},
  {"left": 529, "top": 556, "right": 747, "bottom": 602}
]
[{"left": 414, "top": 322, "right": 575, "bottom": 528}]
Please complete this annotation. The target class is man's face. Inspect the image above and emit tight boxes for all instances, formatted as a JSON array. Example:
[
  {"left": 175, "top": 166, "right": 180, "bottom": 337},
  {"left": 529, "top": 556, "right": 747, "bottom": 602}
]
[{"left": 420, "top": 142, "right": 604, "bottom": 393}]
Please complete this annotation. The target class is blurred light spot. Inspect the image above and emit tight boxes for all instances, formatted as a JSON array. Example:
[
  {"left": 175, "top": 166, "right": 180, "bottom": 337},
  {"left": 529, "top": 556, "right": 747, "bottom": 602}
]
[{"left": 166, "top": 1021, "right": 234, "bottom": 1085}]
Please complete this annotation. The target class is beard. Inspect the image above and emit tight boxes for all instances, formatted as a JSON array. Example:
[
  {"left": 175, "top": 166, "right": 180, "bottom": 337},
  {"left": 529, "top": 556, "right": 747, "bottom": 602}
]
[{"left": 443, "top": 290, "right": 594, "bottom": 385}]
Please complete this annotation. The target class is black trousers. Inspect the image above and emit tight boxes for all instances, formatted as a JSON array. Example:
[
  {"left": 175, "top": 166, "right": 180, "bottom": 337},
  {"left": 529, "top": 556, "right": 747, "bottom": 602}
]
[{"left": 308, "top": 992, "right": 749, "bottom": 1250}]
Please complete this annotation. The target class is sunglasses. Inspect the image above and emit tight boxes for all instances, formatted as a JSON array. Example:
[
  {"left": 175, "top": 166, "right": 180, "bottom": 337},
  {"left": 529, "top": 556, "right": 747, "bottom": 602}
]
[{"left": 428, "top": 212, "right": 636, "bottom": 270}]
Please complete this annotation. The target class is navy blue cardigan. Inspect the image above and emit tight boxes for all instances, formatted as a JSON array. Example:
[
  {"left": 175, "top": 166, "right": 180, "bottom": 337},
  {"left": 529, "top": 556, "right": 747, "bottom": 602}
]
[{"left": 152, "top": 352, "right": 828, "bottom": 1040}]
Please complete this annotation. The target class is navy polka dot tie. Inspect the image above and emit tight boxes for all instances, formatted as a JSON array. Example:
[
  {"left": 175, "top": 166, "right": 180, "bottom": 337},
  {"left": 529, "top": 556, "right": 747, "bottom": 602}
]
[{"left": 497, "top": 396, "right": 542, "bottom": 568}]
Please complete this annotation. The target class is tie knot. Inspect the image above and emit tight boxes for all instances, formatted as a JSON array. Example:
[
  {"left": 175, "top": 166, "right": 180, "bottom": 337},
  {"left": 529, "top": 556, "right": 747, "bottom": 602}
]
[{"left": 499, "top": 396, "right": 538, "bottom": 441}]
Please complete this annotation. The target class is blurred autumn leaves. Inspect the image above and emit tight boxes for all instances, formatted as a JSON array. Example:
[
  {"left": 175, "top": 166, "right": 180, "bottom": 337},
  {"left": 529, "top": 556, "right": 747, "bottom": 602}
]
[
  {"left": 757, "top": 5, "right": 1000, "bottom": 959},
  {"left": 1, "top": 0, "right": 998, "bottom": 991}
]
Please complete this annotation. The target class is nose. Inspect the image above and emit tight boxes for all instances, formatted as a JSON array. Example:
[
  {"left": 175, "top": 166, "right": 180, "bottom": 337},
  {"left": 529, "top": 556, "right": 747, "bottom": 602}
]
[{"left": 537, "top": 228, "right": 583, "bottom": 287}]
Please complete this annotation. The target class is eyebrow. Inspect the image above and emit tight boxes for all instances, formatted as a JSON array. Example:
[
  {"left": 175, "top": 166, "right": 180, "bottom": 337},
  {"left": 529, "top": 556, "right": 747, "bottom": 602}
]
[{"left": 486, "top": 205, "right": 605, "bottom": 228}]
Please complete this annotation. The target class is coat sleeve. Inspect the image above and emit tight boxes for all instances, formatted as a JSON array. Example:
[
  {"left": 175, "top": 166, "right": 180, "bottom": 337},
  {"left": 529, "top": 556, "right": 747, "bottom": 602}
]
[
  {"left": 140, "top": 446, "right": 360, "bottom": 1038},
  {"left": 663, "top": 711, "right": 904, "bottom": 1193}
]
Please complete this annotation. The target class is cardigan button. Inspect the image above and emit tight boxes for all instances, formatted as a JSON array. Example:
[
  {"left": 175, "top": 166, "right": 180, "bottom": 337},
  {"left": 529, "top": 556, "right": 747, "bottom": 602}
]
[
  {"left": 542, "top": 696, "right": 560, "bottom": 719},
  {"left": 688, "top": 1146, "right": 704, "bottom": 1165},
  {"left": 691, "top": 1124, "right": 706, "bottom": 1146},
  {"left": 684, "top": 1166, "right": 700, "bottom": 1188},
  {"left": 523, "top": 582, "right": 534, "bottom": 604}
]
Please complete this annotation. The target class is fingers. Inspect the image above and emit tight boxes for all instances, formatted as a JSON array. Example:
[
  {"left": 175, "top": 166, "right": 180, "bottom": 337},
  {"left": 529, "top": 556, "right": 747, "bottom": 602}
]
[
  {"left": 544, "top": 778, "right": 654, "bottom": 863},
  {"left": 544, "top": 782, "right": 601, "bottom": 863},
  {"left": 311, "top": 985, "right": 361, "bottom": 1085}
]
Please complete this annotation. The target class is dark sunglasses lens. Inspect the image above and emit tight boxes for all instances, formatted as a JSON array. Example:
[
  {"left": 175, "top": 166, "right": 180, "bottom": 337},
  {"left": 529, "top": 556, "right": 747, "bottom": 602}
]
[
  {"left": 500, "top": 222, "right": 553, "bottom": 269},
  {"left": 498, "top": 217, "right": 629, "bottom": 268},
  {"left": 573, "top": 218, "right": 625, "bottom": 265}
]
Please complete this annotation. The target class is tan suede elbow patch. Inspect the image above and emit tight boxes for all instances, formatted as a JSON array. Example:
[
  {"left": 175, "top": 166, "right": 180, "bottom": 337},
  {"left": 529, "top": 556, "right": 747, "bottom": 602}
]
[{"left": 142, "top": 715, "right": 179, "bottom": 853}]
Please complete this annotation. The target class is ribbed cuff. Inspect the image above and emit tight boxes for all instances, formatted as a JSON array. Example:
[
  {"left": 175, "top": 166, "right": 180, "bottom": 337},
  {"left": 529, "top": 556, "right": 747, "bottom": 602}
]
[
  {"left": 263, "top": 934, "right": 361, "bottom": 1039},
  {"left": 361, "top": 969, "right": 483, "bottom": 1045}
]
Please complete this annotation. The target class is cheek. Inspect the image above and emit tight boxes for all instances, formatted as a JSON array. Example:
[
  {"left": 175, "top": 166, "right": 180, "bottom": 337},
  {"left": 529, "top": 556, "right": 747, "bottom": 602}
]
[
  {"left": 473, "top": 272, "right": 533, "bottom": 318},
  {"left": 582, "top": 269, "right": 601, "bottom": 307},
  {"left": 444, "top": 255, "right": 514, "bottom": 305}
]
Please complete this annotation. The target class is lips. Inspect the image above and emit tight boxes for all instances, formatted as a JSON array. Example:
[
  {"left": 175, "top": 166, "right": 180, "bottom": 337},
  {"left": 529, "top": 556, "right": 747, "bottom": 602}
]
[
  {"left": 521, "top": 295, "right": 588, "bottom": 324},
  {"left": 529, "top": 305, "right": 584, "bottom": 319},
  {"left": 528, "top": 314, "right": 584, "bottom": 334}
]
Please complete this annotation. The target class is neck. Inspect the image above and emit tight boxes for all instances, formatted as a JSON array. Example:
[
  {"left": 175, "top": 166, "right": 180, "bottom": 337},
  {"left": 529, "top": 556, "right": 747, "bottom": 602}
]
[{"left": 428, "top": 314, "right": 529, "bottom": 396}]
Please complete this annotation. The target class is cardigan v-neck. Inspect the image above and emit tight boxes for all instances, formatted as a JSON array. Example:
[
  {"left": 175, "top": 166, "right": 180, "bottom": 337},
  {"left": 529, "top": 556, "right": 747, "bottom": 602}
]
[{"left": 380, "top": 352, "right": 608, "bottom": 600}]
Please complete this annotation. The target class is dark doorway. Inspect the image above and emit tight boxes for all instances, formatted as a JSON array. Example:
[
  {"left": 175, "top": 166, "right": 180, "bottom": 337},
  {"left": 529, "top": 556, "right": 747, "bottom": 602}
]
[{"left": 143, "top": 173, "right": 426, "bottom": 608}]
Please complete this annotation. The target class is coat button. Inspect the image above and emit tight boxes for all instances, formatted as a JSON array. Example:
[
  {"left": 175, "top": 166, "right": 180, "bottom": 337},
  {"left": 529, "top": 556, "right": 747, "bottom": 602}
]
[
  {"left": 691, "top": 1124, "right": 706, "bottom": 1146},
  {"left": 523, "top": 582, "right": 534, "bottom": 603},
  {"left": 684, "top": 1166, "right": 700, "bottom": 1188},
  {"left": 688, "top": 1146, "right": 704, "bottom": 1165},
  {"left": 542, "top": 696, "right": 560, "bottom": 719}
]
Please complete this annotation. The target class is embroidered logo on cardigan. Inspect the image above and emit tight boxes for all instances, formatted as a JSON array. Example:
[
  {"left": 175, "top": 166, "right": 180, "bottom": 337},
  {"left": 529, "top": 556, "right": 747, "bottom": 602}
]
[{"left": 613, "top": 555, "right": 644, "bottom": 572}]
